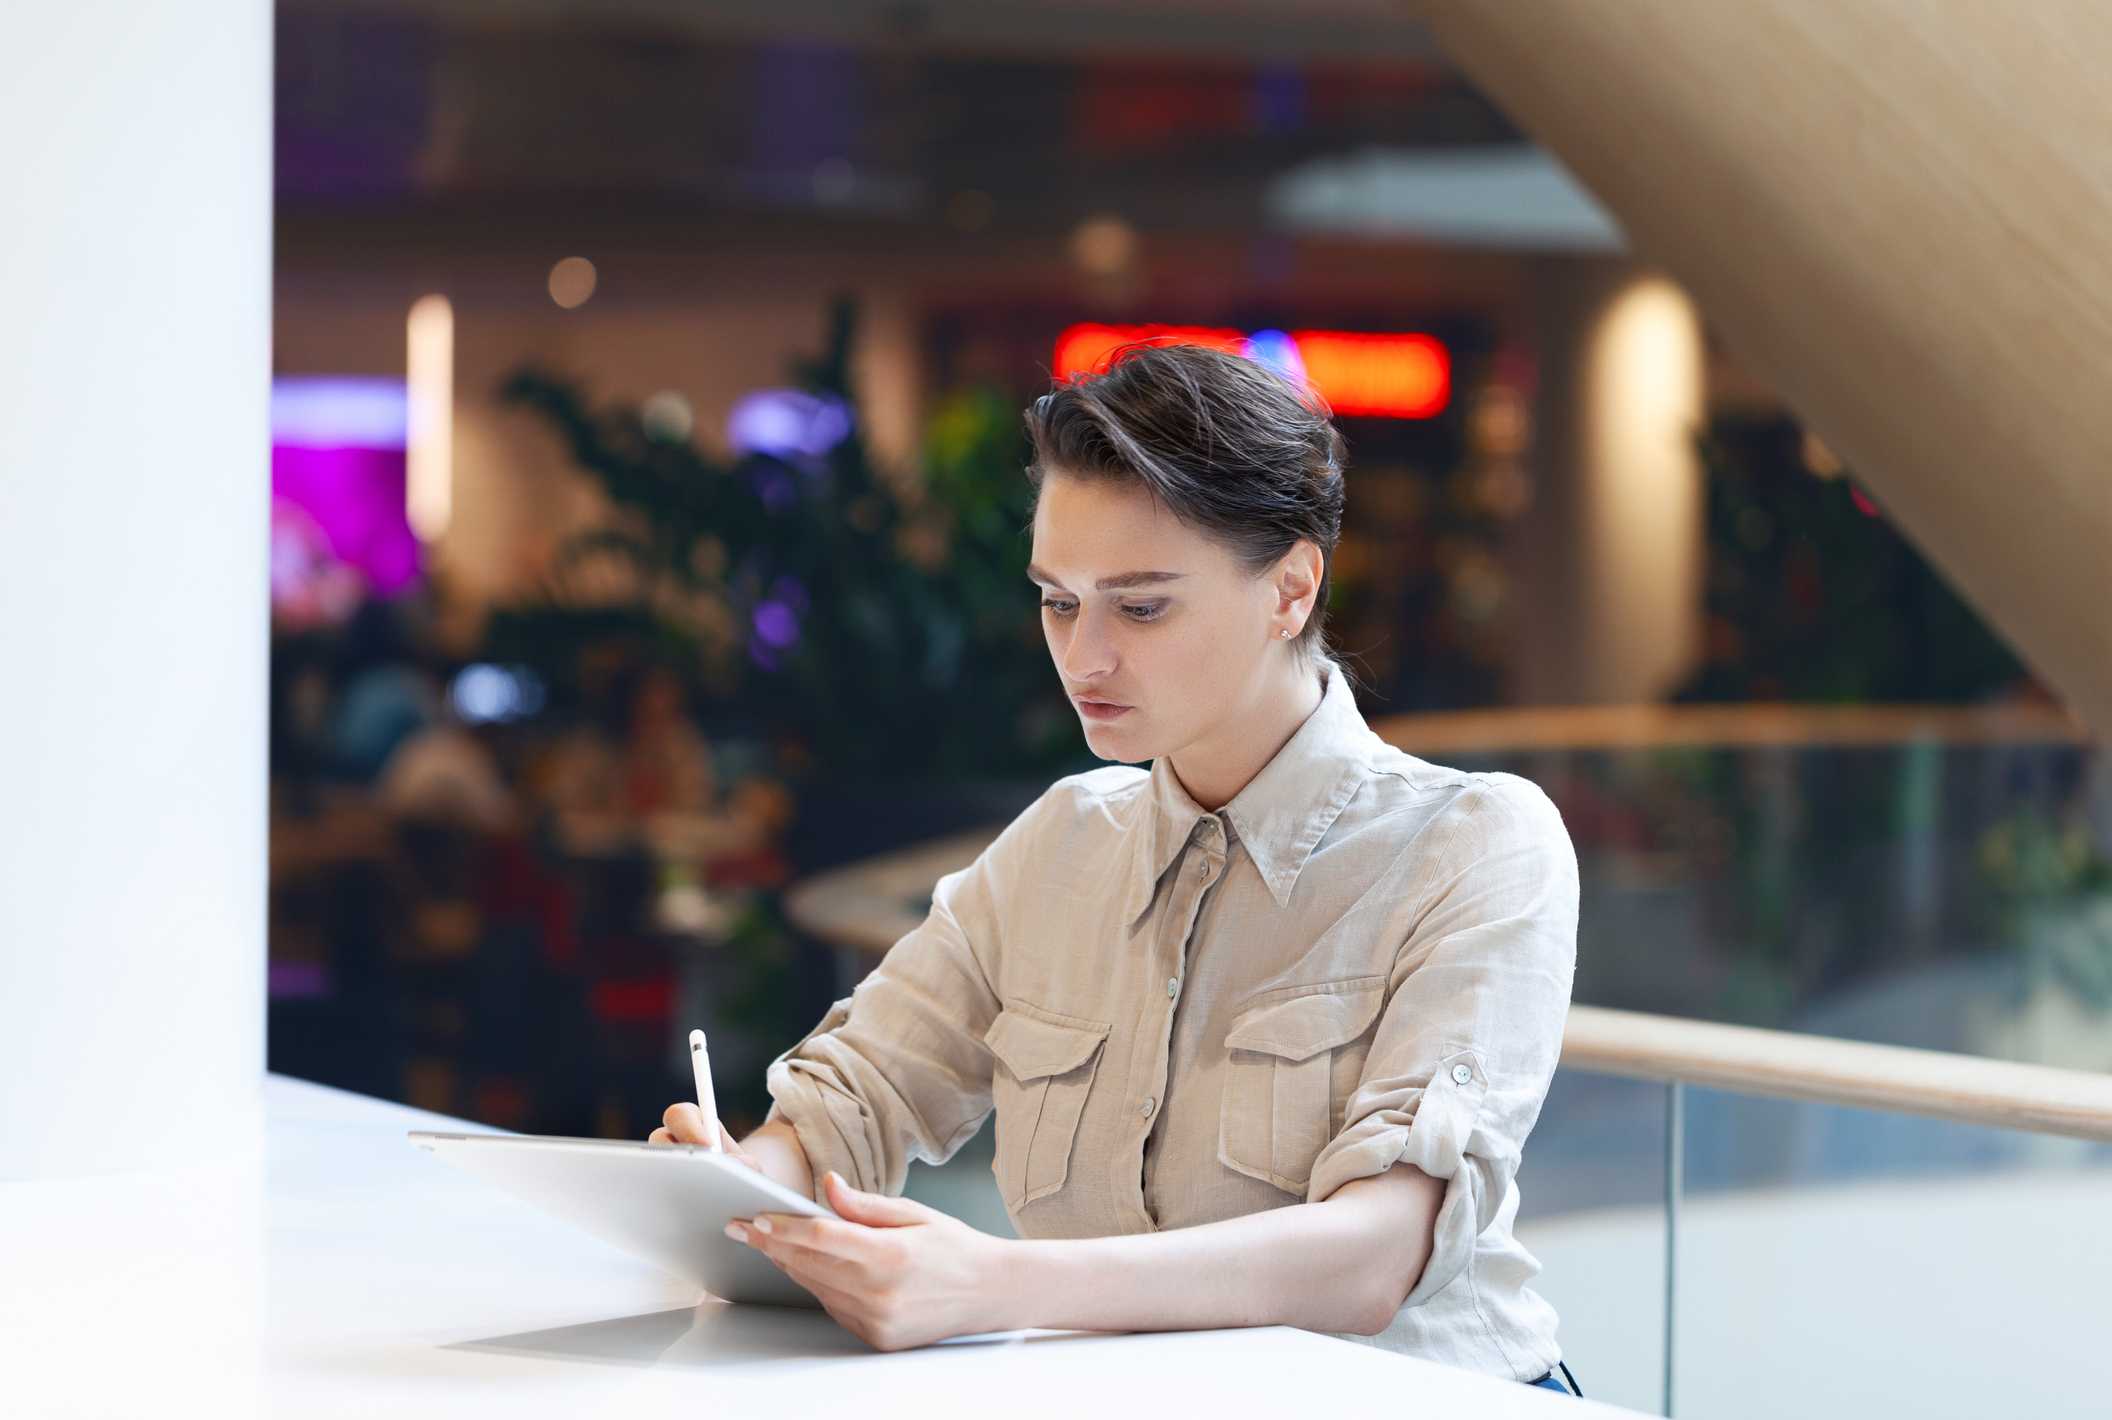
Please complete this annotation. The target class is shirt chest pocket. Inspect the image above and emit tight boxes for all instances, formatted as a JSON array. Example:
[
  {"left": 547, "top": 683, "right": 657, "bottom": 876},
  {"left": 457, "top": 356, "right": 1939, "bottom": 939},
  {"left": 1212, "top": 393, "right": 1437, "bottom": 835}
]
[
  {"left": 1217, "top": 976, "right": 1386, "bottom": 1196},
  {"left": 983, "top": 1003, "right": 1112, "bottom": 1209}
]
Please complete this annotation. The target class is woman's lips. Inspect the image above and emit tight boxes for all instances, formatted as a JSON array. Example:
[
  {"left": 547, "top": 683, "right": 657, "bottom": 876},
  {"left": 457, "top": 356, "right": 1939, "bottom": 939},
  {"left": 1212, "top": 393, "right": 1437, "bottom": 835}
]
[{"left": 1074, "top": 697, "right": 1133, "bottom": 722}]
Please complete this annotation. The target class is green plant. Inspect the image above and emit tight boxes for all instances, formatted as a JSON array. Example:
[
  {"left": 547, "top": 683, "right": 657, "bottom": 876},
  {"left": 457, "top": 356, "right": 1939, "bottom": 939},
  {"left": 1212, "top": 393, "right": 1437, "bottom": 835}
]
[
  {"left": 483, "top": 295, "right": 1079, "bottom": 783},
  {"left": 1677, "top": 414, "right": 2028, "bottom": 704}
]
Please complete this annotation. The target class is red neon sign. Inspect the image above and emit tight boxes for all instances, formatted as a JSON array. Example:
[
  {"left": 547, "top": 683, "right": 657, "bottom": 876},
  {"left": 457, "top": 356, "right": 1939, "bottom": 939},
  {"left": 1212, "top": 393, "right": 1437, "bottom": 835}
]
[{"left": 1052, "top": 323, "right": 1449, "bottom": 419}]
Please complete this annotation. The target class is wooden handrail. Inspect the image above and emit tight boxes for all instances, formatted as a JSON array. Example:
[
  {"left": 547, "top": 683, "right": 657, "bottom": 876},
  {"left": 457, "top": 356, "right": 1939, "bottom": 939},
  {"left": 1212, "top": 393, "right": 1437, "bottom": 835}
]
[
  {"left": 1564, "top": 1005, "right": 2112, "bottom": 1143},
  {"left": 786, "top": 827, "right": 2112, "bottom": 1146},
  {"left": 786, "top": 828, "right": 991, "bottom": 957}
]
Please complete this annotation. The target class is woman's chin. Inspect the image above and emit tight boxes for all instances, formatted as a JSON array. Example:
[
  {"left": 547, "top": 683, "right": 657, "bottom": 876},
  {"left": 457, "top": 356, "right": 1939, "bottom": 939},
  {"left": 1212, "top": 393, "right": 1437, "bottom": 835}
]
[{"left": 1081, "top": 716, "right": 1153, "bottom": 763}]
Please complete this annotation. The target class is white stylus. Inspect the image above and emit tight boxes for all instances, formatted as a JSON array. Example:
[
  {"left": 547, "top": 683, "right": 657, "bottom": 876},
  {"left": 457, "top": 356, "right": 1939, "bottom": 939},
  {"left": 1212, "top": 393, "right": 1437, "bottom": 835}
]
[{"left": 689, "top": 1028, "right": 723, "bottom": 1152}]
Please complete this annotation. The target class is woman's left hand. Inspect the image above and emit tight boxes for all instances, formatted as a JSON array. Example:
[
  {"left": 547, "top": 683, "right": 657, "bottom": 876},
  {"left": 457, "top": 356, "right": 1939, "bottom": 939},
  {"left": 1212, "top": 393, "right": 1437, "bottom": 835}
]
[{"left": 728, "top": 1170, "right": 1018, "bottom": 1351}]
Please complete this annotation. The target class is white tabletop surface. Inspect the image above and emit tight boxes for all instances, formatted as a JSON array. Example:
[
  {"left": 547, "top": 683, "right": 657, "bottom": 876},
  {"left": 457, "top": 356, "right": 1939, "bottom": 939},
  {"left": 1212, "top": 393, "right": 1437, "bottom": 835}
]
[{"left": 1, "top": 1075, "right": 1640, "bottom": 1419}]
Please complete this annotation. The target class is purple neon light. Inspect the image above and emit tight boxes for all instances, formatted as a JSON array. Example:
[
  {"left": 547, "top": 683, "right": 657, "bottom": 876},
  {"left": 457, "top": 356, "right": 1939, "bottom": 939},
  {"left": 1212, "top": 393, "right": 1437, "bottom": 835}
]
[
  {"left": 752, "top": 601, "right": 800, "bottom": 649},
  {"left": 272, "top": 445, "right": 422, "bottom": 595},
  {"left": 271, "top": 376, "right": 409, "bottom": 450},
  {"left": 727, "top": 389, "right": 853, "bottom": 459}
]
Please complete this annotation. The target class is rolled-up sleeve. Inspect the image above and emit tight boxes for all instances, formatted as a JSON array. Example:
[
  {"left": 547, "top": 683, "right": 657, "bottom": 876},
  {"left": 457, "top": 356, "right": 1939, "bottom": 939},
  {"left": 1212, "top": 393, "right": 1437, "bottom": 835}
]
[
  {"left": 1304, "top": 774, "right": 1579, "bottom": 1309},
  {"left": 761, "top": 804, "right": 1035, "bottom": 1201}
]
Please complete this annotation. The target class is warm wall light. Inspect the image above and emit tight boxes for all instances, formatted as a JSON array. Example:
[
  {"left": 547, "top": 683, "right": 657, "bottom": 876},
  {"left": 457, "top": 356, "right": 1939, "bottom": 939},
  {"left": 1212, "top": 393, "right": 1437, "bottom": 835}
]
[
  {"left": 405, "top": 293, "right": 453, "bottom": 543},
  {"left": 1069, "top": 215, "right": 1140, "bottom": 277},
  {"left": 547, "top": 256, "right": 597, "bottom": 309},
  {"left": 1580, "top": 273, "right": 1704, "bottom": 698},
  {"left": 1053, "top": 323, "right": 1450, "bottom": 418}
]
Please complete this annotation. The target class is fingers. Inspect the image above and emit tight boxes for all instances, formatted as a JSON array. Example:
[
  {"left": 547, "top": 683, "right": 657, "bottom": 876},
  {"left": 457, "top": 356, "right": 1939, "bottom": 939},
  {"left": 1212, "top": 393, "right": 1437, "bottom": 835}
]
[
  {"left": 756, "top": 1240, "right": 858, "bottom": 1313},
  {"left": 661, "top": 1101, "right": 720, "bottom": 1147},
  {"left": 746, "top": 1215, "right": 842, "bottom": 1254},
  {"left": 739, "top": 1221, "right": 872, "bottom": 1291},
  {"left": 656, "top": 1107, "right": 767, "bottom": 1166},
  {"left": 655, "top": 1123, "right": 762, "bottom": 1171}
]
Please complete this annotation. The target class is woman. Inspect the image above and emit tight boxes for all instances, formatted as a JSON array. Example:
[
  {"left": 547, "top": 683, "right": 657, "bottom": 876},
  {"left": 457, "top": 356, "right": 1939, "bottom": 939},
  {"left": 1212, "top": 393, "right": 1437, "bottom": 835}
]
[{"left": 650, "top": 344, "right": 1583, "bottom": 1398}]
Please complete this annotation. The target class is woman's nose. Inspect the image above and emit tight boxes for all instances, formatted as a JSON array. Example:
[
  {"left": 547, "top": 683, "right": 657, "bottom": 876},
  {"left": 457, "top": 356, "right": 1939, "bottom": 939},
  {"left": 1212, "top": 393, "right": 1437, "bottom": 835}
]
[{"left": 1059, "top": 608, "right": 1117, "bottom": 682}]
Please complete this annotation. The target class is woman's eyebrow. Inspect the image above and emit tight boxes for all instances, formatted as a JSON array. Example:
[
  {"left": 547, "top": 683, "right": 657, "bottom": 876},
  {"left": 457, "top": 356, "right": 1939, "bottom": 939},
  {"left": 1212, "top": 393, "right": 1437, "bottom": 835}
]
[{"left": 1026, "top": 565, "right": 1187, "bottom": 591}]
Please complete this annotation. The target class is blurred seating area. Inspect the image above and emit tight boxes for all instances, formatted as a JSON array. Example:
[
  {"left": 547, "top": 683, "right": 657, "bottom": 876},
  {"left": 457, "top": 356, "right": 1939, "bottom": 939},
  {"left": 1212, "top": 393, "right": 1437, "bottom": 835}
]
[{"left": 267, "top": 593, "right": 801, "bottom": 1138}]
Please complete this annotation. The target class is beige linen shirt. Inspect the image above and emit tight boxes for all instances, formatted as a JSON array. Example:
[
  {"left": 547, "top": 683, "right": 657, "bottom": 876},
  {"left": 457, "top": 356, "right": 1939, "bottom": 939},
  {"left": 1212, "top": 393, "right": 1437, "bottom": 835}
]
[{"left": 763, "top": 658, "right": 1579, "bottom": 1380}]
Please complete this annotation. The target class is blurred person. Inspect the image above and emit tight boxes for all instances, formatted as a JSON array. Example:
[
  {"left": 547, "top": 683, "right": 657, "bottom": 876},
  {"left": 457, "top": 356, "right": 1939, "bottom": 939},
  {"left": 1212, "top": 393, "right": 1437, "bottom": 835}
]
[
  {"left": 650, "top": 346, "right": 1583, "bottom": 1398},
  {"left": 376, "top": 679, "right": 520, "bottom": 836},
  {"left": 326, "top": 598, "right": 439, "bottom": 781},
  {"left": 540, "top": 659, "right": 773, "bottom": 942},
  {"left": 615, "top": 663, "right": 717, "bottom": 818},
  {"left": 543, "top": 661, "right": 719, "bottom": 855}
]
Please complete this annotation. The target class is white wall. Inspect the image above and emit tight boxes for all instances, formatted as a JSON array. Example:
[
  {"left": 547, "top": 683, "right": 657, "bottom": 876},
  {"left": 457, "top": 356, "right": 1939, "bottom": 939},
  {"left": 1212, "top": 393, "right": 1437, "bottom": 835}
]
[{"left": 0, "top": 1, "right": 270, "bottom": 1177}]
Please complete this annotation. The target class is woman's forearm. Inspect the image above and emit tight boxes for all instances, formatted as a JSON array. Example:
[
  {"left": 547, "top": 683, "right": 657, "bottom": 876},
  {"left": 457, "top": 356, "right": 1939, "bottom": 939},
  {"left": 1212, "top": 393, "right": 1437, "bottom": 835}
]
[
  {"left": 996, "top": 1177, "right": 1434, "bottom": 1339},
  {"left": 738, "top": 1117, "right": 816, "bottom": 1201}
]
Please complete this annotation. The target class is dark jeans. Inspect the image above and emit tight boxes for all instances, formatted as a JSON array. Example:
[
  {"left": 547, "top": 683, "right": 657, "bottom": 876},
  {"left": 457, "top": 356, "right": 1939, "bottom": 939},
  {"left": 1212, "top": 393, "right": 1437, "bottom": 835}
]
[{"left": 1527, "top": 1360, "right": 1583, "bottom": 1397}]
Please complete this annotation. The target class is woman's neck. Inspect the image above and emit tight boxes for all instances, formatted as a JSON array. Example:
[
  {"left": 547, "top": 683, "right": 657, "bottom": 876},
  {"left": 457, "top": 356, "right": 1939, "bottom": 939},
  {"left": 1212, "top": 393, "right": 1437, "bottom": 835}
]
[{"left": 1164, "top": 658, "right": 1325, "bottom": 811}]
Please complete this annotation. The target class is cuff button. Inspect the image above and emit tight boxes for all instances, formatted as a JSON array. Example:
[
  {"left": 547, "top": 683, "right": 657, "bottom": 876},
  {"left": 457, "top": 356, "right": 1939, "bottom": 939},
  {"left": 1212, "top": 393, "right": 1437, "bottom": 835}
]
[{"left": 1450, "top": 1063, "right": 1474, "bottom": 1085}]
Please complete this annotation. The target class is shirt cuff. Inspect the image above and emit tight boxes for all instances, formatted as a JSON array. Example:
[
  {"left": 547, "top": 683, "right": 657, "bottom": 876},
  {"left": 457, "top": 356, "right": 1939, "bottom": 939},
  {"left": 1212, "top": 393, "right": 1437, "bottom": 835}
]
[
  {"left": 763, "top": 1056, "right": 882, "bottom": 1202},
  {"left": 1306, "top": 1044, "right": 1495, "bottom": 1309}
]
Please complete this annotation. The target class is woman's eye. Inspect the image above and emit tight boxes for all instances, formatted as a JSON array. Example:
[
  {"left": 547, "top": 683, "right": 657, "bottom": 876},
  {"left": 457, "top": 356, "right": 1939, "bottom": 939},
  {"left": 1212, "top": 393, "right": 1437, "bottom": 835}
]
[{"left": 1038, "top": 598, "right": 1167, "bottom": 623}]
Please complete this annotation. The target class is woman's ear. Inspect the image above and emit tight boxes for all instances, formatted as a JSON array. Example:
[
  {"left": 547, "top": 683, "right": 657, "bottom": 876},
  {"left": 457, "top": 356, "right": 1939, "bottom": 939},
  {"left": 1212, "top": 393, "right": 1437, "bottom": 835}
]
[{"left": 1274, "top": 540, "right": 1322, "bottom": 617}]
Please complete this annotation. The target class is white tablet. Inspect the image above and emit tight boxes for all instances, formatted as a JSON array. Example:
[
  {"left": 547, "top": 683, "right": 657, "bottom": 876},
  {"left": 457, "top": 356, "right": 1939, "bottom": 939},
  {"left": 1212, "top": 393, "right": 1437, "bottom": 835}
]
[{"left": 409, "top": 1130, "right": 838, "bottom": 1308}]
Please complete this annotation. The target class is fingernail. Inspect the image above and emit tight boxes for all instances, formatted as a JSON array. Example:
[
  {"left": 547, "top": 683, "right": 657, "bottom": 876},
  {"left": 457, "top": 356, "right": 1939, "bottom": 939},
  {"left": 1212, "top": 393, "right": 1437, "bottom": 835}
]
[
  {"left": 723, "top": 1222, "right": 747, "bottom": 1243},
  {"left": 751, "top": 1215, "right": 773, "bottom": 1234}
]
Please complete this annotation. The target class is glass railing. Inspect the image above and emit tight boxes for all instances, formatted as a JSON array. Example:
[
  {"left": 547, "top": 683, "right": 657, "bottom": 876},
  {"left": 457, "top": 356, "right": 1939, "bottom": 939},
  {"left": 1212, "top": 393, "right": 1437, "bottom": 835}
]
[{"left": 1516, "top": 1073, "right": 2112, "bottom": 1417}]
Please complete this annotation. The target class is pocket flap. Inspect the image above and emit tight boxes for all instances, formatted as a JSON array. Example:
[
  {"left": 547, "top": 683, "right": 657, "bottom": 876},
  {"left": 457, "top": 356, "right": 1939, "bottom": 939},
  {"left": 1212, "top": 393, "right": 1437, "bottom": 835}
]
[
  {"left": 1224, "top": 979, "right": 1385, "bottom": 1062},
  {"left": 984, "top": 1005, "right": 1111, "bottom": 1081}
]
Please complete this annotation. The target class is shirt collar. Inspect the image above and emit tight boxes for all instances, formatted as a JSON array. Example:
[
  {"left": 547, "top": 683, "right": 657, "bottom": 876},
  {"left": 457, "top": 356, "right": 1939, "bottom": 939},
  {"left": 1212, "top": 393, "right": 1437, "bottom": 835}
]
[{"left": 1121, "top": 657, "right": 1373, "bottom": 928}]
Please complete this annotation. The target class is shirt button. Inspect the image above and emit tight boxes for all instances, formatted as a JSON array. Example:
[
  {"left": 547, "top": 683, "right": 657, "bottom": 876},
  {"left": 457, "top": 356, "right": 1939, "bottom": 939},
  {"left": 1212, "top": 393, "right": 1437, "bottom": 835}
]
[
  {"left": 1166, "top": 976, "right": 1179, "bottom": 999},
  {"left": 1141, "top": 1097, "right": 1156, "bottom": 1118},
  {"left": 1451, "top": 1064, "right": 1474, "bottom": 1085},
  {"left": 1194, "top": 858, "right": 1208, "bottom": 877}
]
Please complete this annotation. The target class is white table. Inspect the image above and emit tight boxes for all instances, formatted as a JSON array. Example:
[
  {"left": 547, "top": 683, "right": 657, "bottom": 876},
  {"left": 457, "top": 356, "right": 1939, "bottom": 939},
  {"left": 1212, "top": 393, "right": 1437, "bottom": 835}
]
[{"left": 1, "top": 1076, "right": 1639, "bottom": 1418}]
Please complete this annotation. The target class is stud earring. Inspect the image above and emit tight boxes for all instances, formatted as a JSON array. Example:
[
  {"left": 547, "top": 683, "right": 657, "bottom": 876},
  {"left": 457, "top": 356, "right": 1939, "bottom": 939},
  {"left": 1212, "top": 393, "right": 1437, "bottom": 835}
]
[{"left": 1280, "top": 628, "right": 1293, "bottom": 639}]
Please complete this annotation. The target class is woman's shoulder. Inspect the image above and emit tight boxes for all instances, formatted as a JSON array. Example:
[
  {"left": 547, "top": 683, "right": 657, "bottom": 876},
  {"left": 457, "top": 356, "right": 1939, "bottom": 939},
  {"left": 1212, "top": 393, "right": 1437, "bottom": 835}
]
[
  {"left": 1032, "top": 764, "right": 1150, "bottom": 832},
  {"left": 977, "top": 765, "right": 1145, "bottom": 855},
  {"left": 1352, "top": 746, "right": 1572, "bottom": 857},
  {"left": 1048, "top": 763, "right": 1151, "bottom": 803}
]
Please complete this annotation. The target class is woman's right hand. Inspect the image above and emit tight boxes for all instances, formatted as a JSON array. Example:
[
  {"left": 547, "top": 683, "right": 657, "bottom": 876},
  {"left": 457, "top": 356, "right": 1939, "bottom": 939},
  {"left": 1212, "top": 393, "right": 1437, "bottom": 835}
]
[{"left": 649, "top": 1102, "right": 767, "bottom": 1176}]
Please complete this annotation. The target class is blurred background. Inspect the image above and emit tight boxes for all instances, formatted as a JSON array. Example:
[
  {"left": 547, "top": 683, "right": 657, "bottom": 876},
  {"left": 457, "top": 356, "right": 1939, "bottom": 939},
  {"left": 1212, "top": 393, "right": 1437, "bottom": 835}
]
[{"left": 259, "top": 4, "right": 2109, "bottom": 1395}]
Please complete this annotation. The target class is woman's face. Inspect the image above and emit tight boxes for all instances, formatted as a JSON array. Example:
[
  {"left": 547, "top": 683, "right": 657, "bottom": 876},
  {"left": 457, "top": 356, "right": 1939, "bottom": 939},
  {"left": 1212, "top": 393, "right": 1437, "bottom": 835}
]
[{"left": 1028, "top": 472, "right": 1288, "bottom": 764}]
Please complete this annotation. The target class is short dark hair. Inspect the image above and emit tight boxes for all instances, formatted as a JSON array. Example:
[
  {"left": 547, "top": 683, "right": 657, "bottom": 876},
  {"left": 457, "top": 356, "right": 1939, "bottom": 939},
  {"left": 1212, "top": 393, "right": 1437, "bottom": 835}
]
[{"left": 1023, "top": 342, "right": 1347, "bottom": 668}]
